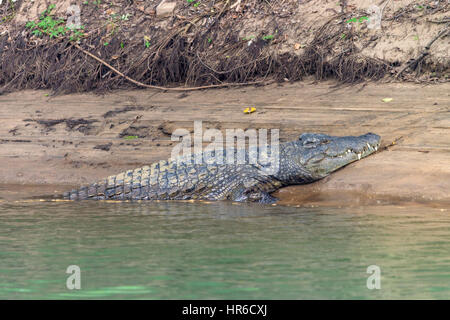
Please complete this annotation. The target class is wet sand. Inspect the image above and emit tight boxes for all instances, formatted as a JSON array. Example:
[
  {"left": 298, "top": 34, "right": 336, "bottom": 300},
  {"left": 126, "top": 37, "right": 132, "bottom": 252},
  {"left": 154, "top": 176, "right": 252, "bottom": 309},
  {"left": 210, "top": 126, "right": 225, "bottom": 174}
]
[{"left": 0, "top": 81, "right": 449, "bottom": 206}]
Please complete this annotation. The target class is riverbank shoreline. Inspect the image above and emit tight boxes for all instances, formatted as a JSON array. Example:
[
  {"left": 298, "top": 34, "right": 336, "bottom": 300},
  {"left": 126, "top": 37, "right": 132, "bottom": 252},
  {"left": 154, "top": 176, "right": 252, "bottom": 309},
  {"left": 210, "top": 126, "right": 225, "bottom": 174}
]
[
  {"left": 1, "top": 81, "right": 449, "bottom": 206},
  {"left": 1, "top": 186, "right": 448, "bottom": 209}
]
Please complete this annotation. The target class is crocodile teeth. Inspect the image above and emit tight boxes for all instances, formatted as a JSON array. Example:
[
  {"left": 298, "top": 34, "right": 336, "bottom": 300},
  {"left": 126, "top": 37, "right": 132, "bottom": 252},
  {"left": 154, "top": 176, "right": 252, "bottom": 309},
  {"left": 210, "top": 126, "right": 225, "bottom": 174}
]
[{"left": 358, "top": 153, "right": 361, "bottom": 160}]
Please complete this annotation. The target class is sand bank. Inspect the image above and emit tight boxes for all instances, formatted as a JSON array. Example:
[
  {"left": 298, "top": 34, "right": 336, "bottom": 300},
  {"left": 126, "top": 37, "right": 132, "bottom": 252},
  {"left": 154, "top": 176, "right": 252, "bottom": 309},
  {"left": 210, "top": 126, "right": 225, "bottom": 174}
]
[{"left": 0, "top": 81, "right": 449, "bottom": 205}]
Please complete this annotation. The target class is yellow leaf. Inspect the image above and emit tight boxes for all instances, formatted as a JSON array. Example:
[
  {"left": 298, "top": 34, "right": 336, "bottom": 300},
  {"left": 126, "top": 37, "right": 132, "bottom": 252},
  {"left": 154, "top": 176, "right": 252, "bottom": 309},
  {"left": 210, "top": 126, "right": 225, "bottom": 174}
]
[{"left": 243, "top": 107, "right": 256, "bottom": 114}]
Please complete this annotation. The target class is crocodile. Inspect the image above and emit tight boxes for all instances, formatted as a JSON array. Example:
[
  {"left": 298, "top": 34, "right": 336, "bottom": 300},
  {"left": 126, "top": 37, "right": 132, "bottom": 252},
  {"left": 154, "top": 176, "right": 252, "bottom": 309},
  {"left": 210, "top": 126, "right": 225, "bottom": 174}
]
[{"left": 63, "top": 132, "right": 381, "bottom": 203}]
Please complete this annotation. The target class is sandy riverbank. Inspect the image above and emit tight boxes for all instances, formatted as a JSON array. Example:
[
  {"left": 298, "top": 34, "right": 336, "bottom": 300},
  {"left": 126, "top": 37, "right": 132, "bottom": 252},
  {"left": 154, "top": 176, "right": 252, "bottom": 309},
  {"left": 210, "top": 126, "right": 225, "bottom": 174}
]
[{"left": 0, "top": 81, "right": 449, "bottom": 206}]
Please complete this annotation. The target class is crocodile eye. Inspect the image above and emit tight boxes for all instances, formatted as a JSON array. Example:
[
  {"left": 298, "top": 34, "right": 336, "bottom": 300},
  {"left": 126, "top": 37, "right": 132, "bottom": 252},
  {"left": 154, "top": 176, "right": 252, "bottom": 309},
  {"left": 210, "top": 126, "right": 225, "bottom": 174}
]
[
  {"left": 299, "top": 134, "right": 332, "bottom": 146},
  {"left": 303, "top": 138, "right": 330, "bottom": 147},
  {"left": 302, "top": 139, "right": 317, "bottom": 146}
]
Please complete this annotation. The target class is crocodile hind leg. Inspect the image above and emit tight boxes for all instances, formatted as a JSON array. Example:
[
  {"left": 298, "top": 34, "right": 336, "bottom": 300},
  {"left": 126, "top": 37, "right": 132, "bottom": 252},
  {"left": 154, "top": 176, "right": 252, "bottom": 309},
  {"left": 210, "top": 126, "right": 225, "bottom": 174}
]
[
  {"left": 231, "top": 189, "right": 278, "bottom": 204},
  {"left": 229, "top": 185, "right": 278, "bottom": 204},
  {"left": 257, "top": 192, "right": 279, "bottom": 204}
]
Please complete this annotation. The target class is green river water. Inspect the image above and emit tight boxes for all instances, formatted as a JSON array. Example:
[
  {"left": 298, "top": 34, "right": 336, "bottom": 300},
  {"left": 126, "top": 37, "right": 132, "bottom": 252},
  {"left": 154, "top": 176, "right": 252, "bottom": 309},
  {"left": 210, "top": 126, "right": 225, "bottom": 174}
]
[{"left": 0, "top": 201, "right": 449, "bottom": 299}]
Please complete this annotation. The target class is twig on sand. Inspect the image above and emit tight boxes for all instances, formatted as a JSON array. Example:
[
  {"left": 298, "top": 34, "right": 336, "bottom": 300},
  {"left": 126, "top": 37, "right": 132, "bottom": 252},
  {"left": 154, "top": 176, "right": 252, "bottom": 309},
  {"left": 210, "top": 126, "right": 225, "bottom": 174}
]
[
  {"left": 380, "top": 0, "right": 392, "bottom": 16},
  {"left": 230, "top": 0, "right": 241, "bottom": 12},
  {"left": 73, "top": 43, "right": 270, "bottom": 91},
  {"left": 339, "top": 0, "right": 347, "bottom": 13},
  {"left": 379, "top": 136, "right": 404, "bottom": 153},
  {"left": 426, "top": 18, "right": 450, "bottom": 24},
  {"left": 395, "top": 23, "right": 449, "bottom": 78}
]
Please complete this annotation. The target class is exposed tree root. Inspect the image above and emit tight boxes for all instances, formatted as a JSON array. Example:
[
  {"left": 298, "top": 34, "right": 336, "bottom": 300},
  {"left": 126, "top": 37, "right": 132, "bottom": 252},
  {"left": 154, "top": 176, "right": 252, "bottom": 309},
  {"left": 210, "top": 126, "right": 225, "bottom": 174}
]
[
  {"left": 396, "top": 23, "right": 449, "bottom": 78},
  {"left": 73, "top": 43, "right": 271, "bottom": 91},
  {"left": 0, "top": 5, "right": 396, "bottom": 94}
]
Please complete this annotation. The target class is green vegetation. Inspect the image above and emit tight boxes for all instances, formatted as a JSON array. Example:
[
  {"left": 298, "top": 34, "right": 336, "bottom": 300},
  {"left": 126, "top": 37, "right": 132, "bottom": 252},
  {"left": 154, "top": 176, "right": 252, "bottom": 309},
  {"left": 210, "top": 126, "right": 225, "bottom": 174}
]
[
  {"left": 243, "top": 34, "right": 275, "bottom": 42},
  {"left": 144, "top": 36, "right": 151, "bottom": 48},
  {"left": 262, "top": 30, "right": 277, "bottom": 42},
  {"left": 187, "top": 0, "right": 201, "bottom": 7},
  {"left": 346, "top": 16, "right": 369, "bottom": 24},
  {"left": 25, "top": 4, "right": 85, "bottom": 41},
  {"left": 25, "top": 5, "right": 67, "bottom": 38},
  {"left": 123, "top": 136, "right": 138, "bottom": 140},
  {"left": 69, "top": 29, "right": 85, "bottom": 41},
  {"left": 106, "top": 11, "right": 133, "bottom": 39},
  {"left": 121, "top": 14, "right": 131, "bottom": 21}
]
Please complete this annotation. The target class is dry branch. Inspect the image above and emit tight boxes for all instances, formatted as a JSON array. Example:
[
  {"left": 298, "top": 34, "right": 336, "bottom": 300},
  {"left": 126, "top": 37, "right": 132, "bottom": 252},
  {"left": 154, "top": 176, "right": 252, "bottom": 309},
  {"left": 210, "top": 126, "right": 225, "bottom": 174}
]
[{"left": 73, "top": 43, "right": 269, "bottom": 91}]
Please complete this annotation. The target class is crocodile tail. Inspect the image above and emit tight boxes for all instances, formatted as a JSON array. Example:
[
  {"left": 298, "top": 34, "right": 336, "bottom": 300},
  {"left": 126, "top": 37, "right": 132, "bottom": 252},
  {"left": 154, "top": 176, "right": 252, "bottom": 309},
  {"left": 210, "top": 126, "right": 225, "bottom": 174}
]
[
  {"left": 63, "top": 179, "right": 110, "bottom": 200},
  {"left": 66, "top": 164, "right": 157, "bottom": 200},
  {"left": 63, "top": 186, "right": 89, "bottom": 200},
  {"left": 63, "top": 189, "right": 81, "bottom": 200}
]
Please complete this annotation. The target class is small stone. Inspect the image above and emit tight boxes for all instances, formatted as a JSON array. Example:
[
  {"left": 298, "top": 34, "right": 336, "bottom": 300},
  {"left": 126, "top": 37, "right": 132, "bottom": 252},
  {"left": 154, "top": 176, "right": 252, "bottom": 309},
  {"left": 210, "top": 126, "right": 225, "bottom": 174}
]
[{"left": 156, "top": 1, "right": 176, "bottom": 17}]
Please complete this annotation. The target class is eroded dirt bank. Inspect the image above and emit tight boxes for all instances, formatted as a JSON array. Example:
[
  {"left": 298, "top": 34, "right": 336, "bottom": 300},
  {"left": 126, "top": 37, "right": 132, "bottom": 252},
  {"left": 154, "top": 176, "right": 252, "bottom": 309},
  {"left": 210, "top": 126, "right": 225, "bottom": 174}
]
[
  {"left": 0, "top": 81, "right": 449, "bottom": 206},
  {"left": 1, "top": 0, "right": 449, "bottom": 93}
]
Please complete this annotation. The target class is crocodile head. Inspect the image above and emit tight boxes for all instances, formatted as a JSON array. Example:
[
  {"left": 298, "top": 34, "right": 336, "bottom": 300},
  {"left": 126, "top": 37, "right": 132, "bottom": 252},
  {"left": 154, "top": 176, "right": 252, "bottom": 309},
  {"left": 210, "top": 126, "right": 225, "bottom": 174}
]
[{"left": 295, "top": 132, "right": 381, "bottom": 179}]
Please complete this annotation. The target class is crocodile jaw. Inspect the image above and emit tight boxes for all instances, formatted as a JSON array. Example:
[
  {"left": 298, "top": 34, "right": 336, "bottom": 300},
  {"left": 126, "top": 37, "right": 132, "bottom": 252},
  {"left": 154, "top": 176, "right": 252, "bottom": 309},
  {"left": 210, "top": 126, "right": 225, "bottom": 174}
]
[{"left": 299, "top": 133, "right": 381, "bottom": 179}]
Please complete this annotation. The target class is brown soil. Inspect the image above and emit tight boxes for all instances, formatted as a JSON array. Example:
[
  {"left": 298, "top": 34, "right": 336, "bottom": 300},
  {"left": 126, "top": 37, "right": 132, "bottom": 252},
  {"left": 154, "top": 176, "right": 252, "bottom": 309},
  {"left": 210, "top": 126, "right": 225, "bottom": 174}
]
[
  {"left": 0, "top": 0, "right": 449, "bottom": 94},
  {"left": 0, "top": 81, "right": 449, "bottom": 207}
]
